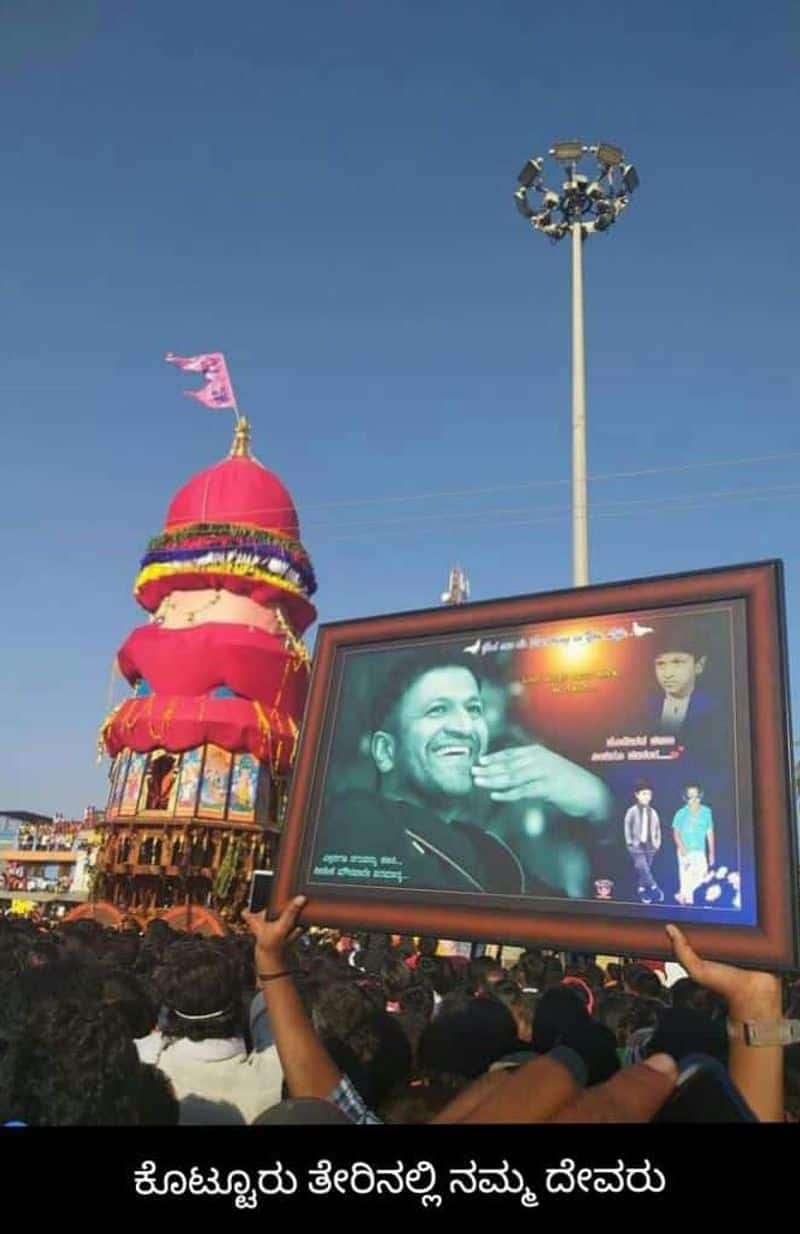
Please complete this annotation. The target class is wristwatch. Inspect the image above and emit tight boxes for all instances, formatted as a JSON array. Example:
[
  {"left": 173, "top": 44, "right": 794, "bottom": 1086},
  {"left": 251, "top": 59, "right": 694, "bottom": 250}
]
[{"left": 726, "top": 1019, "right": 800, "bottom": 1046}]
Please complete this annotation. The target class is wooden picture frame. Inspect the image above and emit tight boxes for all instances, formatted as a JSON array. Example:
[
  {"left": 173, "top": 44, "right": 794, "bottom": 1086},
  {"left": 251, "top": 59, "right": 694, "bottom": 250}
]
[{"left": 273, "top": 561, "right": 798, "bottom": 967}]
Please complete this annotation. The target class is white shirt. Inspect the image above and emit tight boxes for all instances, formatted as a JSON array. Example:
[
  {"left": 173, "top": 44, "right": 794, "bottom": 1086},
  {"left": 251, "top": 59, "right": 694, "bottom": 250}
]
[
  {"left": 136, "top": 1032, "right": 283, "bottom": 1124},
  {"left": 661, "top": 693, "right": 691, "bottom": 727}
]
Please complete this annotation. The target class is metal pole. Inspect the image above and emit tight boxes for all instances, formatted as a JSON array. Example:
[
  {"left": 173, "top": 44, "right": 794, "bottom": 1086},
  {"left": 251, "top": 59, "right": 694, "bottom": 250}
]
[{"left": 571, "top": 220, "right": 589, "bottom": 587}]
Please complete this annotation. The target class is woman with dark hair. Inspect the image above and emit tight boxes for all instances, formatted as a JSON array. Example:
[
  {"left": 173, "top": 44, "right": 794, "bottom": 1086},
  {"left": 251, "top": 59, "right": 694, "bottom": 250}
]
[{"left": 139, "top": 940, "right": 282, "bottom": 1123}]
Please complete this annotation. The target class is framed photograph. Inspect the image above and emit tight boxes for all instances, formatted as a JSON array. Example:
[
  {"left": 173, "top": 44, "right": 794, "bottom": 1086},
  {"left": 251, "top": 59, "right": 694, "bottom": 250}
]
[
  {"left": 273, "top": 561, "right": 799, "bottom": 967},
  {"left": 174, "top": 748, "right": 203, "bottom": 818},
  {"left": 197, "top": 745, "right": 233, "bottom": 821},
  {"left": 118, "top": 752, "right": 147, "bottom": 817},
  {"left": 229, "top": 753, "right": 260, "bottom": 822}
]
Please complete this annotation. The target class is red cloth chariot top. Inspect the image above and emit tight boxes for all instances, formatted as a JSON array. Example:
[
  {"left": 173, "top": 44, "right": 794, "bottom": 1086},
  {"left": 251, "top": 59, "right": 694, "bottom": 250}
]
[
  {"left": 106, "top": 625, "right": 310, "bottom": 773},
  {"left": 165, "top": 454, "right": 300, "bottom": 538},
  {"left": 117, "top": 623, "right": 307, "bottom": 706}
]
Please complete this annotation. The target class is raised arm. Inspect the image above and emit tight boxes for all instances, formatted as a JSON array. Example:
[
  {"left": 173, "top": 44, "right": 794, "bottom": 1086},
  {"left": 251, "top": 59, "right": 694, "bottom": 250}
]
[
  {"left": 666, "top": 925, "right": 783, "bottom": 1122},
  {"left": 243, "top": 897, "right": 341, "bottom": 1100}
]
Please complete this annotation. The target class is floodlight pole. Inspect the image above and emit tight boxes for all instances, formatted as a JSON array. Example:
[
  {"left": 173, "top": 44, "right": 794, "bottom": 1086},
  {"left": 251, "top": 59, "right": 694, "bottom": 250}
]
[
  {"left": 571, "top": 220, "right": 589, "bottom": 588},
  {"left": 513, "top": 141, "right": 637, "bottom": 593}
]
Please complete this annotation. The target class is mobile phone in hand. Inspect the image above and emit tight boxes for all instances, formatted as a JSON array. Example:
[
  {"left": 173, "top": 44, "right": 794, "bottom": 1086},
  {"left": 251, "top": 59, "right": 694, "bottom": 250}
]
[
  {"left": 652, "top": 1053, "right": 757, "bottom": 1123},
  {"left": 248, "top": 869, "right": 274, "bottom": 915}
]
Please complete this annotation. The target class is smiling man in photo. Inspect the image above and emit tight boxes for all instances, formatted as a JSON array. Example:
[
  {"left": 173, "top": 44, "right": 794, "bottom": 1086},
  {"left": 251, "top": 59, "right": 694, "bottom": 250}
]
[{"left": 313, "top": 649, "right": 610, "bottom": 896}]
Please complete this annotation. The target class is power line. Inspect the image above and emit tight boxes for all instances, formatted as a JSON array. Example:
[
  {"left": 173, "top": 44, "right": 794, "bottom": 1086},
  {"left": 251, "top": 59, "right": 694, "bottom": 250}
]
[
  {"left": 322, "top": 480, "right": 800, "bottom": 541},
  {"left": 189, "top": 448, "right": 800, "bottom": 523},
  {"left": 298, "top": 448, "right": 800, "bottom": 517},
  {"left": 310, "top": 479, "right": 800, "bottom": 533}
]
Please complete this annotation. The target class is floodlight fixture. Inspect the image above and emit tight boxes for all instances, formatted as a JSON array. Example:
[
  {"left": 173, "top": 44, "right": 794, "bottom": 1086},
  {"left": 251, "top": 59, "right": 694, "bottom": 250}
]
[
  {"left": 514, "top": 188, "right": 535, "bottom": 219},
  {"left": 551, "top": 141, "right": 585, "bottom": 161},
  {"left": 595, "top": 142, "right": 624, "bottom": 167},
  {"left": 517, "top": 157, "right": 544, "bottom": 188},
  {"left": 622, "top": 164, "right": 640, "bottom": 193}
]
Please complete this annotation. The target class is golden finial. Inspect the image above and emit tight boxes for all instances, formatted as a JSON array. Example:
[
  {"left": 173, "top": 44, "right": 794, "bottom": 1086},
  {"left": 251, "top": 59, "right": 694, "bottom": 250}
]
[{"left": 229, "top": 416, "right": 252, "bottom": 459}]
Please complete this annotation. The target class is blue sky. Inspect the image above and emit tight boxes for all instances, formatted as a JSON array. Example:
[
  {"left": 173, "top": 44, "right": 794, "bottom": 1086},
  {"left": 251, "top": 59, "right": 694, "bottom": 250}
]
[{"left": 1, "top": 1, "right": 797, "bottom": 815}]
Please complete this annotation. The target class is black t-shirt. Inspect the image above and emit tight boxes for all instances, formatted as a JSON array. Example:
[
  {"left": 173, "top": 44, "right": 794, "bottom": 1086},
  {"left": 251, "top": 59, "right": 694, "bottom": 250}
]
[{"left": 312, "top": 790, "right": 528, "bottom": 895}]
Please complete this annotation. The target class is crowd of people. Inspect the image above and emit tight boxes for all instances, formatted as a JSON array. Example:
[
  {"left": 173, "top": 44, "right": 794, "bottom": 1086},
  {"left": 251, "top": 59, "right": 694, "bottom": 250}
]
[{"left": 0, "top": 906, "right": 797, "bottom": 1125}]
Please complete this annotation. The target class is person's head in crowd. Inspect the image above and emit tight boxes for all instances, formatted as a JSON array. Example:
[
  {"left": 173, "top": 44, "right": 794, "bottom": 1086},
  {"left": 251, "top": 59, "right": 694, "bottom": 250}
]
[
  {"left": 647, "top": 1008, "right": 728, "bottom": 1066},
  {"left": 311, "top": 981, "right": 412, "bottom": 1108},
  {"left": 100, "top": 931, "right": 140, "bottom": 972},
  {"left": 604, "top": 962, "right": 624, "bottom": 988},
  {"left": 156, "top": 941, "right": 243, "bottom": 1042},
  {"left": 379, "top": 1072, "right": 468, "bottom": 1125},
  {"left": 56, "top": 919, "right": 105, "bottom": 964},
  {"left": 0, "top": 920, "right": 39, "bottom": 987},
  {"left": 394, "top": 1012, "right": 429, "bottom": 1061},
  {"left": 0, "top": 960, "right": 143, "bottom": 1126},
  {"left": 583, "top": 962, "right": 606, "bottom": 991},
  {"left": 595, "top": 991, "right": 638, "bottom": 1046},
  {"left": 25, "top": 933, "right": 61, "bottom": 970},
  {"left": 381, "top": 955, "right": 413, "bottom": 1005},
  {"left": 143, "top": 918, "right": 176, "bottom": 957},
  {"left": 542, "top": 955, "right": 565, "bottom": 989},
  {"left": 466, "top": 955, "right": 505, "bottom": 996},
  {"left": 532, "top": 987, "right": 619, "bottom": 1085},
  {"left": 417, "top": 937, "right": 439, "bottom": 959},
  {"left": 490, "top": 978, "right": 536, "bottom": 1043},
  {"left": 222, "top": 933, "right": 258, "bottom": 994},
  {"left": 137, "top": 1064, "right": 180, "bottom": 1125},
  {"left": 436, "top": 987, "right": 475, "bottom": 1019},
  {"left": 101, "top": 969, "right": 158, "bottom": 1041},
  {"left": 561, "top": 973, "right": 596, "bottom": 1015},
  {"left": 624, "top": 995, "right": 664, "bottom": 1035},
  {"left": 416, "top": 954, "right": 457, "bottom": 997},
  {"left": 398, "top": 980, "right": 435, "bottom": 1023},
  {"left": 418, "top": 997, "right": 519, "bottom": 1080},
  {"left": 394, "top": 936, "right": 417, "bottom": 961},
  {"left": 369, "top": 651, "right": 488, "bottom": 819},
  {"left": 623, "top": 963, "right": 664, "bottom": 1000},
  {"left": 670, "top": 977, "right": 727, "bottom": 1020},
  {"left": 516, "top": 949, "right": 546, "bottom": 992},
  {"left": 360, "top": 933, "right": 392, "bottom": 976}
]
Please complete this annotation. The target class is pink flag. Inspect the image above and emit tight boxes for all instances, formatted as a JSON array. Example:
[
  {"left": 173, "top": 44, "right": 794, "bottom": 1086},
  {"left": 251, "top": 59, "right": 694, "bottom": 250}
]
[{"left": 164, "top": 352, "right": 237, "bottom": 410}]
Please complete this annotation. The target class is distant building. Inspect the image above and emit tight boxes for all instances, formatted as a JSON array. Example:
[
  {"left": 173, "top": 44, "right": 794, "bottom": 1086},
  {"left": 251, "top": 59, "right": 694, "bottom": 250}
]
[{"left": 0, "top": 809, "right": 94, "bottom": 909}]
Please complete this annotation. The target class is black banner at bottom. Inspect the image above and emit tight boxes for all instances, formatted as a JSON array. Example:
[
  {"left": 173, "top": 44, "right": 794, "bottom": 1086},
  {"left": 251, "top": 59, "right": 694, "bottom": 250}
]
[{"left": 0, "top": 1123, "right": 791, "bottom": 1214}]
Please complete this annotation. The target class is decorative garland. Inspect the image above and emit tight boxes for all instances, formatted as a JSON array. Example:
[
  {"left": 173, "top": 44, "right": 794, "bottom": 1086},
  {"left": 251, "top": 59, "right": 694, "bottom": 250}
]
[
  {"left": 274, "top": 607, "right": 311, "bottom": 666},
  {"left": 97, "top": 703, "right": 123, "bottom": 762},
  {"left": 143, "top": 525, "right": 315, "bottom": 589},
  {"left": 134, "top": 559, "right": 307, "bottom": 601},
  {"left": 213, "top": 834, "right": 242, "bottom": 901},
  {"left": 148, "top": 522, "right": 308, "bottom": 556},
  {"left": 139, "top": 546, "right": 314, "bottom": 595}
]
